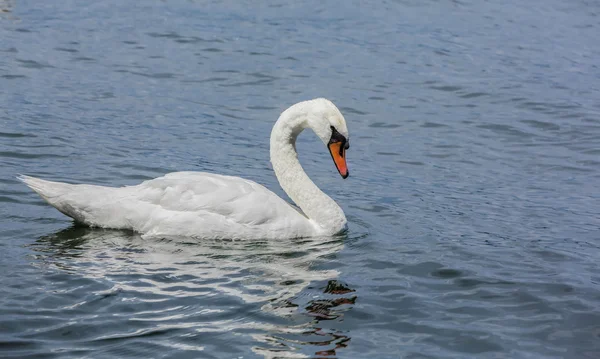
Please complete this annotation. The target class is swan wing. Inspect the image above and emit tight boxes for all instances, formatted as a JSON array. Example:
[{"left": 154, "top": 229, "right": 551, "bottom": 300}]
[{"left": 20, "top": 173, "right": 316, "bottom": 239}]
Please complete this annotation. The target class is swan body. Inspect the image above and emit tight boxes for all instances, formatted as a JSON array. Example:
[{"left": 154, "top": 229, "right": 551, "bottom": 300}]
[
  {"left": 21, "top": 98, "right": 351, "bottom": 240},
  {"left": 20, "top": 172, "right": 318, "bottom": 239}
]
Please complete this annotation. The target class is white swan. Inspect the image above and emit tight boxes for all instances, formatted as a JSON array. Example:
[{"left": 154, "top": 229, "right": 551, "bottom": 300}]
[{"left": 20, "top": 98, "right": 351, "bottom": 240}]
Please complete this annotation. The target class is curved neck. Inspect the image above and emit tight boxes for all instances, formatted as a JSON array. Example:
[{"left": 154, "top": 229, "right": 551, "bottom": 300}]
[{"left": 269, "top": 106, "right": 347, "bottom": 235}]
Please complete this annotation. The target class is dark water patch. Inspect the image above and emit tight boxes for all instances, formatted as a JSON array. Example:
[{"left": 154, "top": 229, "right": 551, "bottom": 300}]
[
  {"left": 426, "top": 153, "right": 453, "bottom": 158},
  {"left": 454, "top": 277, "right": 515, "bottom": 289},
  {"left": 247, "top": 72, "right": 277, "bottom": 79},
  {"left": 424, "top": 333, "right": 504, "bottom": 355},
  {"left": 214, "top": 69, "right": 239, "bottom": 74},
  {"left": 459, "top": 92, "right": 489, "bottom": 99},
  {"left": 248, "top": 51, "right": 272, "bottom": 56},
  {"left": 246, "top": 105, "right": 277, "bottom": 110},
  {"left": 0, "top": 340, "right": 44, "bottom": 354},
  {"left": 0, "top": 131, "right": 35, "bottom": 139},
  {"left": 221, "top": 79, "right": 275, "bottom": 87},
  {"left": 111, "top": 163, "right": 171, "bottom": 174},
  {"left": 434, "top": 144, "right": 461, "bottom": 149},
  {"left": 147, "top": 31, "right": 182, "bottom": 39},
  {"left": 88, "top": 92, "right": 115, "bottom": 101},
  {"left": 0, "top": 195, "right": 22, "bottom": 204},
  {"left": 421, "top": 121, "right": 448, "bottom": 128},
  {"left": 534, "top": 163, "right": 594, "bottom": 173},
  {"left": 119, "top": 174, "right": 155, "bottom": 181},
  {"left": 72, "top": 56, "right": 95, "bottom": 62},
  {"left": 431, "top": 268, "right": 464, "bottom": 279},
  {"left": 177, "top": 37, "right": 224, "bottom": 44},
  {"left": 127, "top": 71, "right": 177, "bottom": 79},
  {"left": 520, "top": 119, "right": 561, "bottom": 131},
  {"left": 477, "top": 124, "right": 535, "bottom": 139},
  {"left": 16, "top": 59, "right": 53, "bottom": 69},
  {"left": 48, "top": 136, "right": 70, "bottom": 143},
  {"left": 0, "top": 151, "right": 68, "bottom": 159},
  {"left": 433, "top": 49, "right": 450, "bottom": 56},
  {"left": 9, "top": 143, "right": 63, "bottom": 149},
  {"left": 339, "top": 107, "right": 368, "bottom": 115},
  {"left": 430, "top": 85, "right": 463, "bottom": 92},
  {"left": 558, "top": 112, "right": 588, "bottom": 119},
  {"left": 54, "top": 47, "right": 78, "bottom": 53},
  {"left": 517, "top": 101, "right": 581, "bottom": 116},
  {"left": 397, "top": 160, "right": 425, "bottom": 166},
  {"left": 398, "top": 262, "right": 443, "bottom": 277},
  {"left": 201, "top": 47, "right": 223, "bottom": 53},
  {"left": 181, "top": 76, "right": 227, "bottom": 84},
  {"left": 582, "top": 148, "right": 600, "bottom": 155},
  {"left": 369, "top": 122, "right": 400, "bottom": 128},
  {"left": 443, "top": 103, "right": 477, "bottom": 108},
  {"left": 580, "top": 119, "right": 600, "bottom": 127}
]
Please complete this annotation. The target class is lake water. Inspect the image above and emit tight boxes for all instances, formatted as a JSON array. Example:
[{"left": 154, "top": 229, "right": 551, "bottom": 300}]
[{"left": 1, "top": 0, "right": 600, "bottom": 358}]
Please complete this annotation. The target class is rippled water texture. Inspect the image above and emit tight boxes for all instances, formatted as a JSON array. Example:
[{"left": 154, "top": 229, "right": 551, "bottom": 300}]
[{"left": 2, "top": 0, "right": 600, "bottom": 358}]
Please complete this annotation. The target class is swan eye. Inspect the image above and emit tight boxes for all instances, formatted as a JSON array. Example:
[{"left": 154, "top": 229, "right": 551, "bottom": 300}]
[{"left": 329, "top": 126, "right": 347, "bottom": 145}]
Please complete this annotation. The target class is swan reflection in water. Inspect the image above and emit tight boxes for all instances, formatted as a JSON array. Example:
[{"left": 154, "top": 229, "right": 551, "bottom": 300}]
[{"left": 31, "top": 226, "right": 356, "bottom": 358}]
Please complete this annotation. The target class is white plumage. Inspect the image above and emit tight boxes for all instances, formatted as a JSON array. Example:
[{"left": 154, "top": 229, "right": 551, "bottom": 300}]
[{"left": 20, "top": 98, "right": 351, "bottom": 240}]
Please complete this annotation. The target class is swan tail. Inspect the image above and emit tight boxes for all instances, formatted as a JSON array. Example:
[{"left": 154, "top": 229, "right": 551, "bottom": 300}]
[
  {"left": 18, "top": 175, "right": 89, "bottom": 223},
  {"left": 18, "top": 175, "right": 72, "bottom": 200}
]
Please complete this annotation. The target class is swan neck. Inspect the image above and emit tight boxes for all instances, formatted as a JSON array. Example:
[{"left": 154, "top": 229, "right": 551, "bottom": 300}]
[{"left": 269, "top": 108, "right": 346, "bottom": 235}]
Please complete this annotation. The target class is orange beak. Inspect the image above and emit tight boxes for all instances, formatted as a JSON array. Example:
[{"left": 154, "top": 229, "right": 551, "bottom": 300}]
[{"left": 328, "top": 141, "right": 349, "bottom": 178}]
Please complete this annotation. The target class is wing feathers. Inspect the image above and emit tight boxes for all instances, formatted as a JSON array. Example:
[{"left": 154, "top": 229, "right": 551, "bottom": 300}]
[{"left": 20, "top": 172, "right": 316, "bottom": 239}]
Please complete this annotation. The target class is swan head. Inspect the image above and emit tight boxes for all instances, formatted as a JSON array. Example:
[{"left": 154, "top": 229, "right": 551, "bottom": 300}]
[{"left": 303, "top": 98, "right": 350, "bottom": 179}]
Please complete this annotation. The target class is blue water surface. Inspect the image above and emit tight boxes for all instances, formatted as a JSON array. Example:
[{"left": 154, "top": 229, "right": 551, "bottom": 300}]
[{"left": 1, "top": 0, "right": 600, "bottom": 358}]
